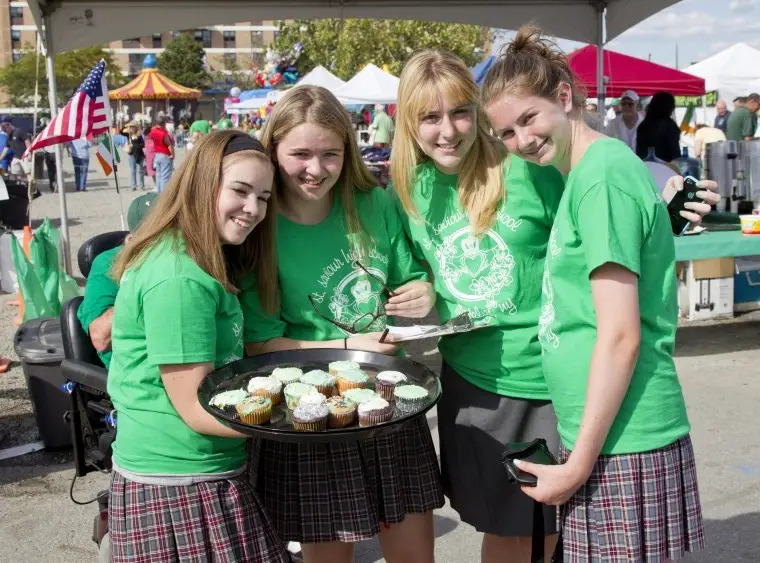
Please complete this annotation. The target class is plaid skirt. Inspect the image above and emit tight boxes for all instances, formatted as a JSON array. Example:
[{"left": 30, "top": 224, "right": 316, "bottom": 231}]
[
  {"left": 558, "top": 435, "right": 705, "bottom": 562},
  {"left": 249, "top": 416, "right": 444, "bottom": 543},
  {"left": 109, "top": 471, "right": 289, "bottom": 563}
]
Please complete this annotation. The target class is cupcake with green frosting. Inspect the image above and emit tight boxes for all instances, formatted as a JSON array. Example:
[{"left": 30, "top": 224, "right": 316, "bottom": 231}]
[
  {"left": 210, "top": 389, "right": 249, "bottom": 418},
  {"left": 271, "top": 367, "right": 303, "bottom": 386},
  {"left": 328, "top": 360, "right": 360, "bottom": 376},
  {"left": 235, "top": 396, "right": 273, "bottom": 425},
  {"left": 342, "top": 388, "right": 380, "bottom": 405},
  {"left": 394, "top": 384, "right": 429, "bottom": 415},
  {"left": 300, "top": 369, "right": 336, "bottom": 397},
  {"left": 284, "top": 382, "right": 318, "bottom": 410},
  {"left": 336, "top": 369, "right": 370, "bottom": 394}
]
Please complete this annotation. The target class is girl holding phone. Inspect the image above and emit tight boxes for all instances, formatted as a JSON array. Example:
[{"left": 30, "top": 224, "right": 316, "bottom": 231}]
[
  {"left": 480, "top": 25, "right": 704, "bottom": 561},
  {"left": 391, "top": 49, "right": 716, "bottom": 563}
]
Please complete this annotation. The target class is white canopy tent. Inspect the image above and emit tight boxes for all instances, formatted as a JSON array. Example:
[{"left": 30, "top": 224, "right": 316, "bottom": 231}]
[
  {"left": 334, "top": 64, "right": 400, "bottom": 105},
  {"left": 26, "top": 0, "right": 682, "bottom": 272},
  {"left": 684, "top": 43, "right": 760, "bottom": 110},
  {"left": 298, "top": 65, "right": 346, "bottom": 91},
  {"left": 226, "top": 95, "right": 271, "bottom": 113}
]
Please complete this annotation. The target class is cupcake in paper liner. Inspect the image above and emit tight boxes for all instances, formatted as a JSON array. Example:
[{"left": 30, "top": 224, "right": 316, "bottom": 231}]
[
  {"left": 328, "top": 360, "right": 360, "bottom": 376},
  {"left": 325, "top": 395, "right": 357, "bottom": 428},
  {"left": 342, "top": 388, "right": 380, "bottom": 405},
  {"left": 247, "top": 376, "right": 283, "bottom": 406},
  {"left": 271, "top": 367, "right": 303, "bottom": 386},
  {"left": 300, "top": 369, "right": 336, "bottom": 397},
  {"left": 209, "top": 389, "right": 249, "bottom": 418},
  {"left": 284, "top": 382, "right": 318, "bottom": 410},
  {"left": 394, "top": 384, "right": 429, "bottom": 415},
  {"left": 235, "top": 396, "right": 273, "bottom": 425},
  {"left": 298, "top": 391, "right": 327, "bottom": 407},
  {"left": 292, "top": 403, "right": 329, "bottom": 431},
  {"left": 357, "top": 397, "right": 393, "bottom": 427},
  {"left": 336, "top": 369, "right": 370, "bottom": 394},
  {"left": 375, "top": 371, "right": 408, "bottom": 401}
]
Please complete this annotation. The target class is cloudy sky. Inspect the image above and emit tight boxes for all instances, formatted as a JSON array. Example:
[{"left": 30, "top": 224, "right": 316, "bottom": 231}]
[{"left": 495, "top": 0, "right": 760, "bottom": 70}]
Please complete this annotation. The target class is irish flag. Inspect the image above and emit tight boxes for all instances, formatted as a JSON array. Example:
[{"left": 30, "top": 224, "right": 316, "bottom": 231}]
[
  {"left": 679, "top": 103, "right": 696, "bottom": 135},
  {"left": 96, "top": 136, "right": 119, "bottom": 176}
]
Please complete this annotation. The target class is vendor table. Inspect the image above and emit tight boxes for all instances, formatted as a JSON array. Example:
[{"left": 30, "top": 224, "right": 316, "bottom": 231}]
[{"left": 675, "top": 230, "right": 760, "bottom": 261}]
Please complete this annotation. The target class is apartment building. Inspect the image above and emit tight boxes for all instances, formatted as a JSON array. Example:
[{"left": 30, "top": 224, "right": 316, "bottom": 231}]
[{"left": 0, "top": 0, "right": 278, "bottom": 79}]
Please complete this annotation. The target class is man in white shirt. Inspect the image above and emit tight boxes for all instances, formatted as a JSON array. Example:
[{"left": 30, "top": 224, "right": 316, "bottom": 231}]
[{"left": 605, "top": 90, "right": 643, "bottom": 151}]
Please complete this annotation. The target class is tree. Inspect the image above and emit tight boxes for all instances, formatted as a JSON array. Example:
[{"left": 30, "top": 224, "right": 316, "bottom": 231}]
[
  {"left": 0, "top": 45, "right": 123, "bottom": 106},
  {"left": 273, "top": 19, "right": 490, "bottom": 80},
  {"left": 157, "top": 33, "right": 212, "bottom": 90}
]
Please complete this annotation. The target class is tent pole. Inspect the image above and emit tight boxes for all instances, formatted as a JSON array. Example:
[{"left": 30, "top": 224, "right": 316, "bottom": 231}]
[
  {"left": 43, "top": 13, "right": 73, "bottom": 275},
  {"left": 595, "top": 2, "right": 605, "bottom": 118}
]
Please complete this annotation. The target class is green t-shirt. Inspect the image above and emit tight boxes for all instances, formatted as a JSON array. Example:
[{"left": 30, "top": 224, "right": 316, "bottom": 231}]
[
  {"left": 217, "top": 117, "right": 233, "bottom": 131},
  {"left": 241, "top": 187, "right": 426, "bottom": 343},
  {"left": 108, "top": 235, "right": 246, "bottom": 474},
  {"left": 189, "top": 119, "right": 211, "bottom": 135},
  {"left": 371, "top": 112, "right": 395, "bottom": 145},
  {"left": 725, "top": 106, "right": 755, "bottom": 141},
  {"left": 77, "top": 245, "right": 121, "bottom": 368},
  {"left": 541, "top": 137, "right": 690, "bottom": 455},
  {"left": 394, "top": 157, "right": 564, "bottom": 399}
]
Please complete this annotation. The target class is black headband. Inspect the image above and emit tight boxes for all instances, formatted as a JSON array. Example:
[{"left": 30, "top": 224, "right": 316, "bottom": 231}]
[{"left": 223, "top": 133, "right": 267, "bottom": 157}]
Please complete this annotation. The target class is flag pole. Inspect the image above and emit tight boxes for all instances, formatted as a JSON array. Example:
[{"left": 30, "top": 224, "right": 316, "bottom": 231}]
[
  {"left": 108, "top": 128, "right": 126, "bottom": 230},
  {"left": 43, "top": 14, "right": 72, "bottom": 275}
]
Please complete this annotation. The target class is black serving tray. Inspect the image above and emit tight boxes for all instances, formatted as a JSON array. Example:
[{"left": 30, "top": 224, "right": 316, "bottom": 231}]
[{"left": 198, "top": 349, "right": 441, "bottom": 443}]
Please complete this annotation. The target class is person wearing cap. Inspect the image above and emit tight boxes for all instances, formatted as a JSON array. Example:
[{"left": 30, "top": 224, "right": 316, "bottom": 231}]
[
  {"left": 605, "top": 89, "right": 644, "bottom": 151},
  {"left": 148, "top": 114, "right": 174, "bottom": 192},
  {"left": 77, "top": 192, "right": 159, "bottom": 368}
]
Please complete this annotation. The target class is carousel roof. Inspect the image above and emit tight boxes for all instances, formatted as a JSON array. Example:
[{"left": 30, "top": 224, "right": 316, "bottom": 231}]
[{"left": 109, "top": 60, "right": 201, "bottom": 100}]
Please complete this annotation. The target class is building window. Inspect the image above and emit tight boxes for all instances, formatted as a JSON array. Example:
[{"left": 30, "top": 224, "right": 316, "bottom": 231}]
[
  {"left": 12, "top": 52, "right": 23, "bottom": 63},
  {"left": 250, "top": 30, "right": 263, "bottom": 48},
  {"left": 128, "top": 53, "right": 143, "bottom": 76},
  {"left": 194, "top": 29, "right": 211, "bottom": 48},
  {"left": 152, "top": 33, "right": 162, "bottom": 48},
  {"left": 9, "top": 7, "right": 23, "bottom": 24},
  {"left": 223, "top": 53, "right": 237, "bottom": 70},
  {"left": 10, "top": 30, "right": 21, "bottom": 43},
  {"left": 223, "top": 30, "right": 236, "bottom": 46}
]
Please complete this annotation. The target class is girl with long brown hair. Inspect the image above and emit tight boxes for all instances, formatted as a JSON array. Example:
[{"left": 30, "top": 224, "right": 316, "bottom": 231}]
[
  {"left": 480, "top": 25, "right": 705, "bottom": 562},
  {"left": 107, "top": 130, "right": 287, "bottom": 562},
  {"left": 241, "top": 85, "right": 443, "bottom": 563}
]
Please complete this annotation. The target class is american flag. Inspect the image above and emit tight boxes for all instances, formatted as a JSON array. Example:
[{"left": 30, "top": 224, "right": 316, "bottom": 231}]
[{"left": 26, "top": 59, "right": 111, "bottom": 155}]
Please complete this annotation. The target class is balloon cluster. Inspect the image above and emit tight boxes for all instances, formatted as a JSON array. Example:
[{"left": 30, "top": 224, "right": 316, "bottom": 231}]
[{"left": 254, "top": 42, "right": 304, "bottom": 88}]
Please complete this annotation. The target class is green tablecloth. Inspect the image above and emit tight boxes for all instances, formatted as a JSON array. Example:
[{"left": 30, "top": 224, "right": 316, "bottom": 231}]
[{"left": 675, "top": 230, "right": 760, "bottom": 261}]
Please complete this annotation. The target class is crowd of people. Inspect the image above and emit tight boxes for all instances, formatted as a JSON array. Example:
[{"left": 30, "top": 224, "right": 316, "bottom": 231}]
[
  {"left": 594, "top": 88, "right": 760, "bottom": 169},
  {"left": 74, "top": 24, "right": 725, "bottom": 563}
]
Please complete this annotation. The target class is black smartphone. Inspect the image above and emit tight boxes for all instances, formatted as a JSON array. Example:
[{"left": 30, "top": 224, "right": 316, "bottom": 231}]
[
  {"left": 667, "top": 176, "right": 702, "bottom": 236},
  {"left": 501, "top": 438, "right": 558, "bottom": 487}
]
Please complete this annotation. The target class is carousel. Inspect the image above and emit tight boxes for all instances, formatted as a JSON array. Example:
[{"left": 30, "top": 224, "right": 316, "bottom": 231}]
[{"left": 109, "top": 55, "right": 201, "bottom": 124}]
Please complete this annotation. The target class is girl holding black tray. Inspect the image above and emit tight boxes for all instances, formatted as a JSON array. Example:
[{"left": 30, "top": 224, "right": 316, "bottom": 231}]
[
  {"left": 240, "top": 85, "right": 443, "bottom": 563},
  {"left": 106, "top": 131, "right": 288, "bottom": 562}
]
